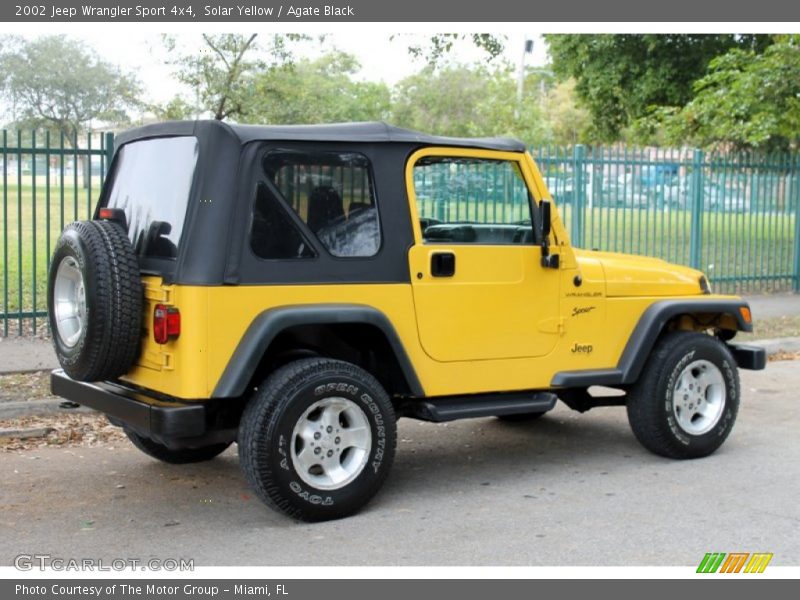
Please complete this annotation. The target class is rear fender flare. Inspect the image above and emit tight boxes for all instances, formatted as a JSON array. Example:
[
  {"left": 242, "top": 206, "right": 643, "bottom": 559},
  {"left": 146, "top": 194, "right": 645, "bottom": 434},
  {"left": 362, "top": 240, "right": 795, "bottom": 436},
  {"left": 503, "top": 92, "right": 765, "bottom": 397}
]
[{"left": 211, "top": 304, "right": 424, "bottom": 398}]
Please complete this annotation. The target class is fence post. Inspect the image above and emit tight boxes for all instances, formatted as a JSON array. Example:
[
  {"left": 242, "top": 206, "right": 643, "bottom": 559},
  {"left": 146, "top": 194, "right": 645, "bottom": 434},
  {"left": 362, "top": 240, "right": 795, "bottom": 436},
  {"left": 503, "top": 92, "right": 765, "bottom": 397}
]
[
  {"left": 689, "top": 149, "right": 705, "bottom": 270},
  {"left": 793, "top": 162, "right": 800, "bottom": 292},
  {"left": 572, "top": 144, "right": 586, "bottom": 248}
]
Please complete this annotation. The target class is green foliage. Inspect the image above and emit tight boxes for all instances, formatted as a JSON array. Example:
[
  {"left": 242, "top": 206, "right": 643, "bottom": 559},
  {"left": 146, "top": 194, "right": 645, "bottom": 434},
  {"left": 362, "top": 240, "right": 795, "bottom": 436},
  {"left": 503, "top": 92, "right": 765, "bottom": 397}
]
[
  {"left": 149, "top": 96, "right": 196, "bottom": 121},
  {"left": 546, "top": 34, "right": 772, "bottom": 142},
  {"left": 163, "top": 33, "right": 308, "bottom": 121},
  {"left": 246, "top": 51, "right": 390, "bottom": 124},
  {"left": 0, "top": 35, "right": 141, "bottom": 141},
  {"left": 391, "top": 64, "right": 547, "bottom": 143},
  {"left": 539, "top": 79, "right": 591, "bottom": 145},
  {"left": 402, "top": 34, "right": 507, "bottom": 68},
  {"left": 642, "top": 36, "right": 800, "bottom": 150}
]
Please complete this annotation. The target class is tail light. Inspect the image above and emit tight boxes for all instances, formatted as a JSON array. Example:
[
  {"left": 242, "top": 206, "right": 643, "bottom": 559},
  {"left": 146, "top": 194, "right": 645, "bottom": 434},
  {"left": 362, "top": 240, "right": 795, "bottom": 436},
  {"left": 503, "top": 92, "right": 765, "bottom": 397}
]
[
  {"left": 153, "top": 304, "right": 180, "bottom": 344},
  {"left": 97, "top": 207, "right": 128, "bottom": 230}
]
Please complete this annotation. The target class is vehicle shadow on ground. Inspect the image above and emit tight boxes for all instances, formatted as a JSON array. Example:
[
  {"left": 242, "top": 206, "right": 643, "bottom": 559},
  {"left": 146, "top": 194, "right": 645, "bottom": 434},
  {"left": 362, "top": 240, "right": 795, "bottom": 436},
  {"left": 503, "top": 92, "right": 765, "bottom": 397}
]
[
  {"left": 87, "top": 410, "right": 648, "bottom": 525},
  {"left": 381, "top": 412, "right": 647, "bottom": 496}
]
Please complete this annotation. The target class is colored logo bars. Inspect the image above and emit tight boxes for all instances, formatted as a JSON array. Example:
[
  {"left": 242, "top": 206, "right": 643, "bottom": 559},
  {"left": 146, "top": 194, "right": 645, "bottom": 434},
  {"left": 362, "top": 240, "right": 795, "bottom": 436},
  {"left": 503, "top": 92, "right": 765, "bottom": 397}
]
[{"left": 697, "top": 552, "right": 773, "bottom": 573}]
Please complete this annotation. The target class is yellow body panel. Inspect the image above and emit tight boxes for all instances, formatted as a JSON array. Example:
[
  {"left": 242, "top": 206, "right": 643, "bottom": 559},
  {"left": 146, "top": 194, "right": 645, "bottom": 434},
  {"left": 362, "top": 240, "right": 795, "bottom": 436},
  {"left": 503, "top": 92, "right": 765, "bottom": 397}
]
[
  {"left": 408, "top": 243, "right": 560, "bottom": 361},
  {"left": 123, "top": 277, "right": 737, "bottom": 400},
  {"left": 405, "top": 147, "right": 561, "bottom": 362},
  {"left": 119, "top": 148, "right": 745, "bottom": 400}
]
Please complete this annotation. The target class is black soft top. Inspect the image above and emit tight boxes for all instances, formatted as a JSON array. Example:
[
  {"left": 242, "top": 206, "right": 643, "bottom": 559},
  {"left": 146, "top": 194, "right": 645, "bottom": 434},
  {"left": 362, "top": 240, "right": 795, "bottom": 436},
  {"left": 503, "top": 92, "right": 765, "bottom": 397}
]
[{"left": 114, "top": 119, "right": 526, "bottom": 153}]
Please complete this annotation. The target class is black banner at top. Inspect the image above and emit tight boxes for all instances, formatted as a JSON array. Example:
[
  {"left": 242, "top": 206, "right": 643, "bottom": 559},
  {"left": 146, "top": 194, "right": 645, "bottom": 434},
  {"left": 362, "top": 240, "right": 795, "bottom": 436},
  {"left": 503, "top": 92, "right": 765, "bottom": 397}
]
[{"left": 2, "top": 0, "right": 800, "bottom": 22}]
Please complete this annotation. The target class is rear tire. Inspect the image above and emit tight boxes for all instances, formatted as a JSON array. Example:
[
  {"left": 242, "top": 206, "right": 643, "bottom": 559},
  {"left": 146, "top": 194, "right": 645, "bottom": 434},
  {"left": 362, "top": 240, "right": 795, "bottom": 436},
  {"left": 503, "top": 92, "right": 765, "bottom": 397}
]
[
  {"left": 626, "top": 331, "right": 739, "bottom": 459},
  {"left": 125, "top": 429, "right": 231, "bottom": 464},
  {"left": 48, "top": 220, "right": 142, "bottom": 381},
  {"left": 238, "top": 358, "right": 397, "bottom": 522}
]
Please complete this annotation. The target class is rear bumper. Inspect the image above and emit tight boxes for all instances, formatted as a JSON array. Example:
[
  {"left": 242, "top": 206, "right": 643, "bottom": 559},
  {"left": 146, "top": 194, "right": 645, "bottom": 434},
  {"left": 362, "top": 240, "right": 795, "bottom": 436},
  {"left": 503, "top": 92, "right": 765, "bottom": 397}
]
[
  {"left": 50, "top": 370, "right": 240, "bottom": 444},
  {"left": 727, "top": 343, "right": 767, "bottom": 370}
]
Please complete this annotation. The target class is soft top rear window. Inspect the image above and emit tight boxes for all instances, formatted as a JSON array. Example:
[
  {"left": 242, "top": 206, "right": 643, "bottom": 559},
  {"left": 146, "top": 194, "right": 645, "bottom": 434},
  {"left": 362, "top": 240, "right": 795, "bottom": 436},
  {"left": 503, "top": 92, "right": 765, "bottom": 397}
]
[{"left": 104, "top": 136, "right": 199, "bottom": 260}]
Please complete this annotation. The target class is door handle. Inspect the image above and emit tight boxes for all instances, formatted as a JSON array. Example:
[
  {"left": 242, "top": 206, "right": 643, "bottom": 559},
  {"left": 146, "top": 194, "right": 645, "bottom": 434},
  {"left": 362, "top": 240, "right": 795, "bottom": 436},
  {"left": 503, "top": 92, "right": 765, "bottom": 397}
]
[{"left": 431, "top": 252, "right": 456, "bottom": 277}]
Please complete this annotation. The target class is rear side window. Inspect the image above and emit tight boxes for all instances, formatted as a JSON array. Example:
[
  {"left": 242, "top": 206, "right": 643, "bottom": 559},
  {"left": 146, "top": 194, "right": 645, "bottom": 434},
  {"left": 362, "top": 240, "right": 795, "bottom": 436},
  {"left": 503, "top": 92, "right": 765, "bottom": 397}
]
[
  {"left": 251, "top": 183, "right": 316, "bottom": 260},
  {"left": 262, "top": 150, "right": 381, "bottom": 258},
  {"left": 104, "top": 137, "right": 199, "bottom": 259}
]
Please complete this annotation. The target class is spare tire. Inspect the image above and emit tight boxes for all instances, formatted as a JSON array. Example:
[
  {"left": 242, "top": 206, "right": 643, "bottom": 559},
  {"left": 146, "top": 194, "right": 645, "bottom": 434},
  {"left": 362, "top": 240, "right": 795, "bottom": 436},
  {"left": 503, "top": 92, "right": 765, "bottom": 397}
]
[{"left": 48, "top": 220, "right": 143, "bottom": 382}]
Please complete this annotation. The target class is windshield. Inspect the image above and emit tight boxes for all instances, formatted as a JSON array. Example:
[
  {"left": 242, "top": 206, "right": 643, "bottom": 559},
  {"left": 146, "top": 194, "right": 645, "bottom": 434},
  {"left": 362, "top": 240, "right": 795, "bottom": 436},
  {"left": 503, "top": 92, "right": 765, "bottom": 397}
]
[{"left": 104, "top": 136, "right": 199, "bottom": 260}]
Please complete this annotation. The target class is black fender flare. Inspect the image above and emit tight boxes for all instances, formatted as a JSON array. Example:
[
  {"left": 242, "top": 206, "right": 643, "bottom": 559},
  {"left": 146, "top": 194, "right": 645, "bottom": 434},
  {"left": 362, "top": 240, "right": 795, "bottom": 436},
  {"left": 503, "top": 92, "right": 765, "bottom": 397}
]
[
  {"left": 212, "top": 304, "right": 424, "bottom": 398},
  {"left": 551, "top": 299, "right": 753, "bottom": 388}
]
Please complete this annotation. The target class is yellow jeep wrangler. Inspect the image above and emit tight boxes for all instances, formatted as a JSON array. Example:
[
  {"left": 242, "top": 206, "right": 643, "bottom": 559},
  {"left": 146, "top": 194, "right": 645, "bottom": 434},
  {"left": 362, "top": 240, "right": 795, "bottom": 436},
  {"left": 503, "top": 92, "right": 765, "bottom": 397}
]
[{"left": 48, "top": 121, "right": 765, "bottom": 521}]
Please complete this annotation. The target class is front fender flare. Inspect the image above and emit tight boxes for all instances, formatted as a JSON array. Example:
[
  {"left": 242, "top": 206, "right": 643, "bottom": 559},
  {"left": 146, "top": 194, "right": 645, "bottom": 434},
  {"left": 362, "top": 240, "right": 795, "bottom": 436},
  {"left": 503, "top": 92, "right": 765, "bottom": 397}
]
[{"left": 551, "top": 298, "right": 753, "bottom": 387}]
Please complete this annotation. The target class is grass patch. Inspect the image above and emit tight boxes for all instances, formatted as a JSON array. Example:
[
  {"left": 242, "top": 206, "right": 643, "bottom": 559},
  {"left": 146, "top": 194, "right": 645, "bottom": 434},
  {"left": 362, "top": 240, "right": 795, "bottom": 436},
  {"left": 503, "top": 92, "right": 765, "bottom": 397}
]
[{"left": 2, "top": 184, "right": 100, "bottom": 333}]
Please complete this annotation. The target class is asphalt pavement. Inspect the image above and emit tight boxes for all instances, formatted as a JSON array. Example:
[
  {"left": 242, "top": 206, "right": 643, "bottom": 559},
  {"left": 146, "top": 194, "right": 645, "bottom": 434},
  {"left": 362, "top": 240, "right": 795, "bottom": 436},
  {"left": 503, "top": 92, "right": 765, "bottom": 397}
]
[{"left": 2, "top": 361, "right": 798, "bottom": 567}]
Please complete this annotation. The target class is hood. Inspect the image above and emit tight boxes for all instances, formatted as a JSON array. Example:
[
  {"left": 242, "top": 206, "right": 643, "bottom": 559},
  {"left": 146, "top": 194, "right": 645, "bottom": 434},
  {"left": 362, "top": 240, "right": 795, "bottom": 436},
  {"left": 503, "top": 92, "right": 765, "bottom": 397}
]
[{"left": 574, "top": 249, "right": 705, "bottom": 297}]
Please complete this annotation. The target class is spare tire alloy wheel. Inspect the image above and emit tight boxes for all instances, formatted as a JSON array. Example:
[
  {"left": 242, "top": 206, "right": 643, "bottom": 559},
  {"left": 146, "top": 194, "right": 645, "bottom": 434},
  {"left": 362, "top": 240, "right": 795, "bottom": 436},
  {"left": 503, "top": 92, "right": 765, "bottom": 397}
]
[
  {"left": 53, "top": 256, "right": 87, "bottom": 348},
  {"left": 239, "top": 358, "right": 397, "bottom": 522},
  {"left": 48, "top": 220, "right": 143, "bottom": 382}
]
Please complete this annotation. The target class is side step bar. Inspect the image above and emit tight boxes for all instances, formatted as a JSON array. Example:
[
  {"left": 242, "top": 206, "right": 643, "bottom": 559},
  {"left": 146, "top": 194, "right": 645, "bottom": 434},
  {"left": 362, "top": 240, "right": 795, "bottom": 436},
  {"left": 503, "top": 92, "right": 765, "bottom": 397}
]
[{"left": 403, "top": 392, "right": 557, "bottom": 423}]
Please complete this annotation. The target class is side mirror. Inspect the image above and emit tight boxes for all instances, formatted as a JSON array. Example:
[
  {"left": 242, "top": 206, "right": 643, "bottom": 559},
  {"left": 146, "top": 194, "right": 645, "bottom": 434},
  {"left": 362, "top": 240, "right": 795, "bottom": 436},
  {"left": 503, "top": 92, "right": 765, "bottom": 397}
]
[
  {"left": 539, "top": 200, "right": 559, "bottom": 269},
  {"left": 540, "top": 200, "right": 552, "bottom": 239}
]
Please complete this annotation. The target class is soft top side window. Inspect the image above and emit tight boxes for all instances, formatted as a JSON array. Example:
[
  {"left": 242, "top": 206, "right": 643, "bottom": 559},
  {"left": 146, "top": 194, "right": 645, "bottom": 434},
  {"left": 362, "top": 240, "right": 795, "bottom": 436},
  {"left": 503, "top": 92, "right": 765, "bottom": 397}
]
[
  {"left": 262, "top": 150, "right": 381, "bottom": 258},
  {"left": 412, "top": 156, "right": 536, "bottom": 245},
  {"left": 250, "top": 182, "right": 316, "bottom": 260}
]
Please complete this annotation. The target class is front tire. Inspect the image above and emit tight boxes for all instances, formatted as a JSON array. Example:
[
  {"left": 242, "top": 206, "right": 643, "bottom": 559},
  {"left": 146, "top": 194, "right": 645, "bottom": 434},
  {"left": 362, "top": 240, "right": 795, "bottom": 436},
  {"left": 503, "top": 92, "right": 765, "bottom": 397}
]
[
  {"left": 626, "top": 331, "right": 740, "bottom": 459},
  {"left": 238, "top": 358, "right": 397, "bottom": 522}
]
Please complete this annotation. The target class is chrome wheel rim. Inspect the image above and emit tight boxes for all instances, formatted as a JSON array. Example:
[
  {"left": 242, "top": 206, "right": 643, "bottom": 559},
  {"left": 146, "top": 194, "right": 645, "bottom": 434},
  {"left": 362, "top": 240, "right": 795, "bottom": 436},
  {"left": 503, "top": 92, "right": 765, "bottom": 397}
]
[
  {"left": 53, "top": 256, "right": 87, "bottom": 348},
  {"left": 672, "top": 359, "right": 726, "bottom": 435},
  {"left": 290, "top": 397, "right": 371, "bottom": 490}
]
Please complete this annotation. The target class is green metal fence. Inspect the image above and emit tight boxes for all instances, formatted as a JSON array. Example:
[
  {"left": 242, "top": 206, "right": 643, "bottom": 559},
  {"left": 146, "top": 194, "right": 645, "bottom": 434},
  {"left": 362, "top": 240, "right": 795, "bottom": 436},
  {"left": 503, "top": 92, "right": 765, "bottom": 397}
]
[
  {"left": 0, "top": 133, "right": 798, "bottom": 336},
  {"left": 532, "top": 145, "right": 800, "bottom": 295},
  {"left": 1, "top": 130, "right": 114, "bottom": 336}
]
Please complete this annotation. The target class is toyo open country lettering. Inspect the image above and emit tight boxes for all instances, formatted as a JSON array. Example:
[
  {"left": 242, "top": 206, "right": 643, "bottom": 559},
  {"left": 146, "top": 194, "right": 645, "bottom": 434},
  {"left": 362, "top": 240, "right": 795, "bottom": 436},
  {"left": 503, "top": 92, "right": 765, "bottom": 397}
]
[{"left": 48, "top": 120, "right": 765, "bottom": 522}]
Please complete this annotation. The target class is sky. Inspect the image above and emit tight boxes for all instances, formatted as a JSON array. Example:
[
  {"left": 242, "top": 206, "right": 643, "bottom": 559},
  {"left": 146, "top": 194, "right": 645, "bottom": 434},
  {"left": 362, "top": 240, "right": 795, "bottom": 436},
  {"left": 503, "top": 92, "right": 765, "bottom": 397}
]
[{"left": 8, "top": 31, "right": 549, "bottom": 109}]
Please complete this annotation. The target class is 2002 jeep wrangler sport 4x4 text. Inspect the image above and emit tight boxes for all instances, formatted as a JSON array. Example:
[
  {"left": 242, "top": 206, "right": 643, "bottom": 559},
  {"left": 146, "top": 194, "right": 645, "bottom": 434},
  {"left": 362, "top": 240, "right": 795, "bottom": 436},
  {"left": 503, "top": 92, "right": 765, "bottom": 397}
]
[{"left": 48, "top": 121, "right": 766, "bottom": 521}]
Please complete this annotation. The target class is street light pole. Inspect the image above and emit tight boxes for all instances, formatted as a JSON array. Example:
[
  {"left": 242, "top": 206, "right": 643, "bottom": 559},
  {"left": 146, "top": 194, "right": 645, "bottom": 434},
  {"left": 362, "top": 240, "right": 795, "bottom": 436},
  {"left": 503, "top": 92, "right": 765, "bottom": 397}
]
[{"left": 516, "top": 38, "right": 534, "bottom": 120}]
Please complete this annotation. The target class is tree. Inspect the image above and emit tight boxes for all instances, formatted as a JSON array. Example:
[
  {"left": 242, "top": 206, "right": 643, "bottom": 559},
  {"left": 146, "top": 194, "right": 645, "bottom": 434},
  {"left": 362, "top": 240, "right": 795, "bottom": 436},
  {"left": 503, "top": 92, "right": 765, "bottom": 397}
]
[
  {"left": 391, "top": 64, "right": 547, "bottom": 144},
  {"left": 401, "top": 34, "right": 507, "bottom": 67},
  {"left": 539, "top": 79, "right": 591, "bottom": 146},
  {"left": 0, "top": 35, "right": 141, "bottom": 142},
  {"left": 639, "top": 36, "right": 800, "bottom": 151},
  {"left": 149, "top": 95, "right": 196, "bottom": 121},
  {"left": 248, "top": 51, "right": 390, "bottom": 124},
  {"left": 163, "top": 33, "right": 308, "bottom": 121},
  {"left": 545, "top": 34, "right": 772, "bottom": 141}
]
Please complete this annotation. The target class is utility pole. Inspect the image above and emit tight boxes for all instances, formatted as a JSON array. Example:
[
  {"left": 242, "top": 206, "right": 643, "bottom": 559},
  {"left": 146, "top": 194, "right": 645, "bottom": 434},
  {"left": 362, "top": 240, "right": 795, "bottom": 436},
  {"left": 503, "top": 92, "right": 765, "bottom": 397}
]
[{"left": 515, "top": 38, "right": 534, "bottom": 120}]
